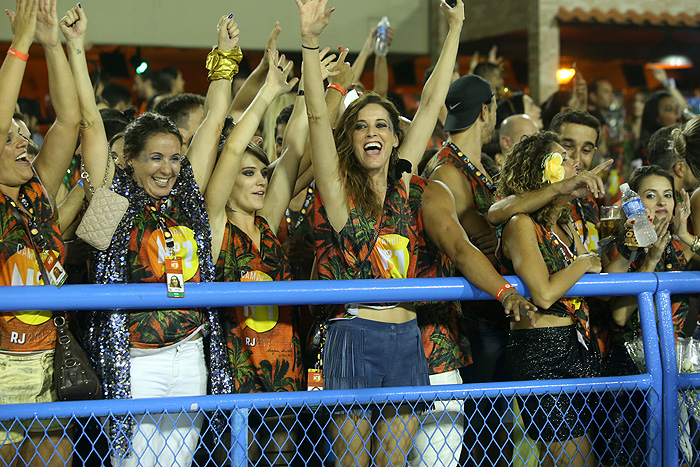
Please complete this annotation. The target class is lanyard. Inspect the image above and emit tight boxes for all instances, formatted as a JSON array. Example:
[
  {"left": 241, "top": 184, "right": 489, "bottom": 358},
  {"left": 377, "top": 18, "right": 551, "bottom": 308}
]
[
  {"left": 5, "top": 192, "right": 47, "bottom": 250},
  {"left": 446, "top": 142, "right": 496, "bottom": 193},
  {"left": 285, "top": 182, "right": 314, "bottom": 235},
  {"left": 148, "top": 197, "right": 175, "bottom": 255}
]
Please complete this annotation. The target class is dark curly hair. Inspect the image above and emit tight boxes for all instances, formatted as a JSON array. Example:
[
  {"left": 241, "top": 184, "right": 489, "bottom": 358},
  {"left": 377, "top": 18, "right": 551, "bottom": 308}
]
[
  {"left": 497, "top": 130, "right": 567, "bottom": 227},
  {"left": 333, "top": 92, "right": 404, "bottom": 217}
]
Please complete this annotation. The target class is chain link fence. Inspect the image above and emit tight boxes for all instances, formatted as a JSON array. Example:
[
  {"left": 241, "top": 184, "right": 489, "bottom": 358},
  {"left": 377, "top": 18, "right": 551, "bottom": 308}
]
[{"left": 0, "top": 274, "right": 675, "bottom": 466}]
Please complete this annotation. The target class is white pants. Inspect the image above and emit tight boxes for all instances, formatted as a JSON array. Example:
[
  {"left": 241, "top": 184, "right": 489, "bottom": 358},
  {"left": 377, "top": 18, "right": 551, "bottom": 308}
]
[
  {"left": 111, "top": 337, "right": 208, "bottom": 467},
  {"left": 408, "top": 370, "right": 465, "bottom": 467}
]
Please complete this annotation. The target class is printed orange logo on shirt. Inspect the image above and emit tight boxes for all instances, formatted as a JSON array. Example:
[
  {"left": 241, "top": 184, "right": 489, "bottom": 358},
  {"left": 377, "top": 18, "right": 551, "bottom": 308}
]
[
  {"left": 0, "top": 246, "right": 55, "bottom": 350},
  {"left": 237, "top": 270, "right": 279, "bottom": 333},
  {"left": 146, "top": 226, "right": 199, "bottom": 280},
  {"left": 372, "top": 234, "right": 410, "bottom": 278}
]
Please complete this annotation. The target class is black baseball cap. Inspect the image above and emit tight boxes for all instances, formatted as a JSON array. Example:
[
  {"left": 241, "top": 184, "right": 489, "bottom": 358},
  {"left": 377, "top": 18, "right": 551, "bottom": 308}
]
[{"left": 443, "top": 75, "right": 495, "bottom": 133}]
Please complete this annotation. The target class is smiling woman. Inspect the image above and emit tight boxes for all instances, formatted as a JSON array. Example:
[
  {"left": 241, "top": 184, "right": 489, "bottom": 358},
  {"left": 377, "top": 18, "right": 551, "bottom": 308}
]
[
  {"left": 127, "top": 130, "right": 183, "bottom": 199},
  {"left": 0, "top": 0, "right": 81, "bottom": 464},
  {"left": 297, "top": 1, "right": 538, "bottom": 466},
  {"left": 67, "top": 7, "right": 241, "bottom": 466}
]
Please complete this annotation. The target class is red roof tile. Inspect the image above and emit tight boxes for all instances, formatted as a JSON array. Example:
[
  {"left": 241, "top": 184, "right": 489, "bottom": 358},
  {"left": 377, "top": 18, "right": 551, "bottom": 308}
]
[{"left": 557, "top": 7, "right": 700, "bottom": 27}]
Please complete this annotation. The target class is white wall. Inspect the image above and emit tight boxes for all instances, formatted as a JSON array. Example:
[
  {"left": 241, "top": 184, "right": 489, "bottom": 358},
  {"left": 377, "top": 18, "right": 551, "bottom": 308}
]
[{"left": 0, "top": 0, "right": 429, "bottom": 54}]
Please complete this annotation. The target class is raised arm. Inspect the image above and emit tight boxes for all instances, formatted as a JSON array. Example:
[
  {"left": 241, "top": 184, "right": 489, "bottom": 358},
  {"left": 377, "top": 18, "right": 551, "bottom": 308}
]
[
  {"left": 351, "top": 25, "right": 375, "bottom": 83},
  {"left": 60, "top": 4, "right": 107, "bottom": 203},
  {"left": 650, "top": 66, "right": 690, "bottom": 114},
  {"left": 228, "top": 22, "right": 280, "bottom": 122},
  {"left": 297, "top": 0, "right": 349, "bottom": 231},
  {"left": 399, "top": 0, "right": 463, "bottom": 170},
  {"left": 260, "top": 86, "right": 307, "bottom": 234},
  {"left": 205, "top": 50, "right": 297, "bottom": 220},
  {"left": 31, "top": 0, "right": 80, "bottom": 202},
  {"left": 486, "top": 160, "right": 610, "bottom": 226},
  {"left": 262, "top": 48, "right": 341, "bottom": 232},
  {"left": 187, "top": 14, "right": 240, "bottom": 192},
  {"left": 372, "top": 26, "right": 392, "bottom": 99},
  {"left": 502, "top": 214, "right": 600, "bottom": 309},
  {"left": 422, "top": 181, "right": 537, "bottom": 323},
  {"left": 0, "top": 0, "right": 37, "bottom": 152}
]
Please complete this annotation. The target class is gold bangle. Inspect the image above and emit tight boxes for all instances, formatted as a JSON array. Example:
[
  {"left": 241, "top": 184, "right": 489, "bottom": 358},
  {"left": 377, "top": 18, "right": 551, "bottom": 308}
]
[{"left": 205, "top": 46, "right": 243, "bottom": 81}]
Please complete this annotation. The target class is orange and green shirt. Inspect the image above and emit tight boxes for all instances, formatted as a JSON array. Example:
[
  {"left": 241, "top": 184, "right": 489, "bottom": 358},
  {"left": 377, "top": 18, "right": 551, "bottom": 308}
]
[
  {"left": 126, "top": 197, "right": 204, "bottom": 348},
  {"left": 0, "top": 178, "right": 64, "bottom": 352},
  {"left": 216, "top": 217, "right": 302, "bottom": 393}
]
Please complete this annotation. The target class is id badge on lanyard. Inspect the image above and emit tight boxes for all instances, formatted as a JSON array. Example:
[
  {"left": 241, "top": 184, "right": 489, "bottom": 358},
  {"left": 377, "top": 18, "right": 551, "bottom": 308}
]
[
  {"left": 165, "top": 257, "right": 185, "bottom": 298},
  {"left": 41, "top": 250, "right": 67, "bottom": 287}
]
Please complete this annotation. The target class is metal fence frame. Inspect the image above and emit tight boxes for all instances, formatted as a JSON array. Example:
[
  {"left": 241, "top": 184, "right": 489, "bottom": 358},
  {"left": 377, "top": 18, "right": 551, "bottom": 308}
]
[{"left": 0, "top": 273, "right": 677, "bottom": 466}]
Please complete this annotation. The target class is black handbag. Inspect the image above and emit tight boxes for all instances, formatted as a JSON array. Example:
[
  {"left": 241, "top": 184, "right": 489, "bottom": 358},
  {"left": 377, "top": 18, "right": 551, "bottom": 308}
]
[
  {"left": 52, "top": 310, "right": 102, "bottom": 400},
  {"left": 9, "top": 203, "right": 102, "bottom": 401}
]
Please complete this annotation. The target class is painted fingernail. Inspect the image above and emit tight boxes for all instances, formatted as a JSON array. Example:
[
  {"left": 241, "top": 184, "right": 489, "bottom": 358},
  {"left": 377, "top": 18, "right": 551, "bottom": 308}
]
[
  {"left": 78, "top": 2, "right": 81, "bottom": 7},
  {"left": 631, "top": 220, "right": 635, "bottom": 225},
  {"left": 228, "top": 34, "right": 232, "bottom": 39},
  {"left": 228, "top": 14, "right": 233, "bottom": 18}
]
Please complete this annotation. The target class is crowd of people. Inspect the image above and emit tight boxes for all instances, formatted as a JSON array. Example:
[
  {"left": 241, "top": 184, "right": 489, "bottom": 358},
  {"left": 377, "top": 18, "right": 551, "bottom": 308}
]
[{"left": 2, "top": 0, "right": 700, "bottom": 466}]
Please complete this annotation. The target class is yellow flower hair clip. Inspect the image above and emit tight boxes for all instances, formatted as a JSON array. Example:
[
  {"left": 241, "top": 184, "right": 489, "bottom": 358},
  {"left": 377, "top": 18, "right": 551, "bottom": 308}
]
[{"left": 542, "top": 152, "right": 565, "bottom": 184}]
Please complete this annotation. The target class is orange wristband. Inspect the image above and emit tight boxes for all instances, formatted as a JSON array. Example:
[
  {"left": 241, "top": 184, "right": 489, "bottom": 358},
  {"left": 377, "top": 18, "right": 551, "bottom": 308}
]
[
  {"left": 496, "top": 283, "right": 515, "bottom": 302},
  {"left": 7, "top": 48, "right": 29, "bottom": 62},
  {"left": 327, "top": 83, "right": 347, "bottom": 96}
]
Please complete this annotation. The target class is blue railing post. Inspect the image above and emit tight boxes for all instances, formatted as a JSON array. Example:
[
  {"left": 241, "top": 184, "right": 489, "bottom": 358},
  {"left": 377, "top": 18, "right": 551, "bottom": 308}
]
[
  {"left": 638, "top": 291, "right": 664, "bottom": 465},
  {"left": 653, "top": 271, "right": 700, "bottom": 467},
  {"left": 655, "top": 289, "right": 678, "bottom": 467},
  {"left": 229, "top": 408, "right": 249, "bottom": 467}
]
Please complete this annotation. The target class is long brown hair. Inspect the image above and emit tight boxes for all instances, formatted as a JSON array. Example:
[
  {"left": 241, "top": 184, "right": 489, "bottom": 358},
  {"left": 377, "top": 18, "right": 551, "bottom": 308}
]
[
  {"left": 497, "top": 131, "right": 567, "bottom": 227},
  {"left": 333, "top": 92, "right": 404, "bottom": 217}
]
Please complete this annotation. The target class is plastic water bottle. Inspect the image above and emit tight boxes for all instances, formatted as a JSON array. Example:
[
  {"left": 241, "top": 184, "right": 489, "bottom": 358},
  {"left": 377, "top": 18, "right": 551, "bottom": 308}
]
[
  {"left": 375, "top": 17, "right": 390, "bottom": 57},
  {"left": 620, "top": 183, "right": 657, "bottom": 247}
]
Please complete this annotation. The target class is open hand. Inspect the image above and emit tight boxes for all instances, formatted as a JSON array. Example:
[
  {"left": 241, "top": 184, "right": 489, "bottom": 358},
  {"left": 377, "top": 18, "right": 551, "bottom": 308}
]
[
  {"left": 5, "top": 0, "right": 38, "bottom": 48},
  {"left": 34, "top": 0, "right": 59, "bottom": 47},
  {"left": 265, "top": 49, "right": 298, "bottom": 96},
  {"left": 295, "top": 0, "right": 334, "bottom": 41},
  {"left": 487, "top": 45, "right": 503, "bottom": 65},
  {"left": 674, "top": 188, "right": 691, "bottom": 236},
  {"left": 646, "top": 216, "right": 671, "bottom": 262},
  {"left": 327, "top": 48, "right": 353, "bottom": 89},
  {"left": 317, "top": 47, "right": 337, "bottom": 81}
]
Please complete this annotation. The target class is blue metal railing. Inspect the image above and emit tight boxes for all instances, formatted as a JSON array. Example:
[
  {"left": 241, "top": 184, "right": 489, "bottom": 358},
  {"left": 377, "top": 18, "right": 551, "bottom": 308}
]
[
  {"left": 656, "top": 271, "right": 700, "bottom": 467},
  {"left": 0, "top": 273, "right": 679, "bottom": 466}
]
